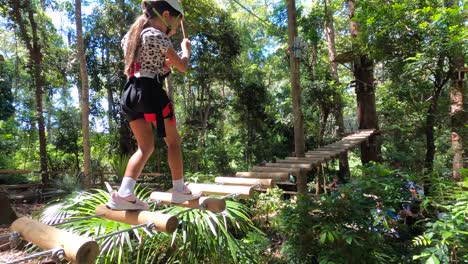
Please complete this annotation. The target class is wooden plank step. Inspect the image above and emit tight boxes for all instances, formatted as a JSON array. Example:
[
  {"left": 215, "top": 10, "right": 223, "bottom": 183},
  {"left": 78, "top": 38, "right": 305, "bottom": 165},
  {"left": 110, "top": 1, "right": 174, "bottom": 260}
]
[
  {"left": 285, "top": 157, "right": 326, "bottom": 164},
  {"left": 149, "top": 192, "right": 226, "bottom": 213},
  {"left": 252, "top": 166, "right": 302, "bottom": 174},
  {"left": 187, "top": 183, "right": 255, "bottom": 198},
  {"left": 276, "top": 159, "right": 321, "bottom": 166},
  {"left": 215, "top": 177, "right": 275, "bottom": 188},
  {"left": 235, "top": 172, "right": 290, "bottom": 181},
  {"left": 256, "top": 188, "right": 298, "bottom": 195},
  {"left": 276, "top": 181, "right": 297, "bottom": 186},
  {"left": 264, "top": 162, "right": 313, "bottom": 170}
]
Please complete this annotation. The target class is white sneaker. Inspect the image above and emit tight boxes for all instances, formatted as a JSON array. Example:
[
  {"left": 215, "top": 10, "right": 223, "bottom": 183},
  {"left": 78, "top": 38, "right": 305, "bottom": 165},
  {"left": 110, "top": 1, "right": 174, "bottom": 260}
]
[
  {"left": 171, "top": 185, "right": 202, "bottom": 204},
  {"left": 106, "top": 192, "right": 150, "bottom": 211}
]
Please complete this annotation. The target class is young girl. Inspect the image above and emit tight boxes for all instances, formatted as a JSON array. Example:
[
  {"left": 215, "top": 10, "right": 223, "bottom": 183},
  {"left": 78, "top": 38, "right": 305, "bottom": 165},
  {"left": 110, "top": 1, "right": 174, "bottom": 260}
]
[{"left": 107, "top": 0, "right": 200, "bottom": 211}]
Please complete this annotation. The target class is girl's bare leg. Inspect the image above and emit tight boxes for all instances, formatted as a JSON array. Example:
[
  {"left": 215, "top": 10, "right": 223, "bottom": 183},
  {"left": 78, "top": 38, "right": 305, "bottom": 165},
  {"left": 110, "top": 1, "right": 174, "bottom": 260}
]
[
  {"left": 163, "top": 118, "right": 183, "bottom": 181},
  {"left": 124, "top": 119, "right": 155, "bottom": 180}
]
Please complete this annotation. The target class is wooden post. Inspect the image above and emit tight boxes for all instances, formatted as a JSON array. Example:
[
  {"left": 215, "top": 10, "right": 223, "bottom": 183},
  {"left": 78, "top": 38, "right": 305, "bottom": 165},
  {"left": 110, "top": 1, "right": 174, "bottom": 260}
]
[
  {"left": 286, "top": 0, "right": 305, "bottom": 157},
  {"left": 215, "top": 177, "right": 275, "bottom": 188},
  {"left": 149, "top": 192, "right": 226, "bottom": 213},
  {"left": 95, "top": 205, "right": 178, "bottom": 233},
  {"left": 187, "top": 183, "right": 255, "bottom": 198},
  {"left": 0, "top": 191, "right": 17, "bottom": 225},
  {"left": 235, "top": 172, "right": 290, "bottom": 181},
  {"left": 10, "top": 217, "right": 99, "bottom": 264}
]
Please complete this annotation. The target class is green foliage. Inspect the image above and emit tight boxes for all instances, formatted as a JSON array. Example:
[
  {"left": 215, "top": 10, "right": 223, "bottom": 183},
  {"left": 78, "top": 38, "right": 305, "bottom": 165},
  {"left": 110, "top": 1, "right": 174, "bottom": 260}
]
[
  {"left": 278, "top": 163, "right": 412, "bottom": 264},
  {"left": 254, "top": 187, "right": 285, "bottom": 227},
  {"left": 111, "top": 154, "right": 130, "bottom": 179},
  {"left": 162, "top": 200, "right": 267, "bottom": 263},
  {"left": 411, "top": 180, "right": 468, "bottom": 263},
  {"left": 0, "top": 63, "right": 14, "bottom": 121}
]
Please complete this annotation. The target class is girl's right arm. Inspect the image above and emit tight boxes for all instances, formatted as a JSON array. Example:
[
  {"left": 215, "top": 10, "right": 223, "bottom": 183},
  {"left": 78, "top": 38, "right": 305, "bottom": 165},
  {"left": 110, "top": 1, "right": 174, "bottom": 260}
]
[{"left": 165, "top": 38, "right": 191, "bottom": 73}]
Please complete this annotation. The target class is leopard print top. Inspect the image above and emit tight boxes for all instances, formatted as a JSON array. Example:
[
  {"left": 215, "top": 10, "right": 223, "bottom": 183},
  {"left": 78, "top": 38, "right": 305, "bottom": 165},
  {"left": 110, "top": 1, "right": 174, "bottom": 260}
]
[{"left": 122, "top": 27, "right": 172, "bottom": 75}]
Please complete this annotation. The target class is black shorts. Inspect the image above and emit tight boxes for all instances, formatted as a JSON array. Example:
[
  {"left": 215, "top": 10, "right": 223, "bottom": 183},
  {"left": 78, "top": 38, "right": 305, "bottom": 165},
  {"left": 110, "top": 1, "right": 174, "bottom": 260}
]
[{"left": 120, "top": 76, "right": 175, "bottom": 137}]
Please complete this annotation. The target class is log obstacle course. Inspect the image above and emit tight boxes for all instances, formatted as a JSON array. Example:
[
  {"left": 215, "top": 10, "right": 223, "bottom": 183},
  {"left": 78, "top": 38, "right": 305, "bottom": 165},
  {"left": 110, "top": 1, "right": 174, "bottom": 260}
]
[
  {"left": 2, "top": 130, "right": 376, "bottom": 263},
  {"left": 230, "top": 129, "right": 376, "bottom": 195}
]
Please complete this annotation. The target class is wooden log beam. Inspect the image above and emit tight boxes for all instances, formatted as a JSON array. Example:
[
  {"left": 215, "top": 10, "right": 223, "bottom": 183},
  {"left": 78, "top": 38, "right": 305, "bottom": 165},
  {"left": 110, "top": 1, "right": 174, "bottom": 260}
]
[
  {"left": 187, "top": 183, "right": 255, "bottom": 198},
  {"left": 0, "top": 191, "right": 17, "bottom": 225},
  {"left": 252, "top": 166, "right": 301, "bottom": 174},
  {"left": 276, "top": 159, "right": 322, "bottom": 166},
  {"left": 0, "top": 170, "right": 32, "bottom": 174},
  {"left": 10, "top": 217, "right": 99, "bottom": 264},
  {"left": 235, "top": 172, "right": 290, "bottom": 181},
  {"left": 95, "top": 205, "right": 178, "bottom": 233},
  {"left": 305, "top": 154, "right": 337, "bottom": 158},
  {"left": 0, "top": 183, "right": 43, "bottom": 190},
  {"left": 264, "top": 162, "right": 313, "bottom": 171},
  {"left": 149, "top": 192, "right": 226, "bottom": 213},
  {"left": 215, "top": 177, "right": 275, "bottom": 188}
]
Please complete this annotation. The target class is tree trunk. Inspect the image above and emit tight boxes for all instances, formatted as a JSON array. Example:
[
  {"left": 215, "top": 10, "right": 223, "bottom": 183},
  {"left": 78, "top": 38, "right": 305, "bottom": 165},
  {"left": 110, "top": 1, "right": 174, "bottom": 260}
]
[
  {"left": 325, "top": 0, "right": 350, "bottom": 181},
  {"left": 11, "top": 0, "right": 49, "bottom": 184},
  {"left": 347, "top": 0, "right": 379, "bottom": 164},
  {"left": 287, "top": 0, "right": 306, "bottom": 194},
  {"left": 0, "top": 191, "right": 17, "bottom": 226},
  {"left": 286, "top": 0, "right": 305, "bottom": 159},
  {"left": 424, "top": 81, "right": 446, "bottom": 173},
  {"left": 448, "top": 2, "right": 465, "bottom": 181},
  {"left": 76, "top": 0, "right": 92, "bottom": 186}
]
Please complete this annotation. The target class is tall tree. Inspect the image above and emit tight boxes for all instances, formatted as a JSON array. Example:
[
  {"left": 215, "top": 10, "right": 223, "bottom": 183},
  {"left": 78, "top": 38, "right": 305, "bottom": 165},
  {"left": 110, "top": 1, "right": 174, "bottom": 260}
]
[
  {"left": 75, "top": 0, "right": 92, "bottom": 185},
  {"left": 447, "top": 0, "right": 465, "bottom": 181},
  {"left": 286, "top": 0, "right": 306, "bottom": 194},
  {"left": 7, "top": 0, "right": 49, "bottom": 183},
  {"left": 286, "top": 0, "right": 305, "bottom": 158},
  {"left": 346, "top": 0, "right": 379, "bottom": 164},
  {"left": 324, "top": 0, "right": 350, "bottom": 181}
]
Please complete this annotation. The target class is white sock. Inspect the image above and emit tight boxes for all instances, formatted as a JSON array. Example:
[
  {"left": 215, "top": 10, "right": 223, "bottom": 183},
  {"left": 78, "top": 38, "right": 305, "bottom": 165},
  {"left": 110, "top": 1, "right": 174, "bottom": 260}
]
[
  {"left": 118, "top": 177, "right": 136, "bottom": 197},
  {"left": 172, "top": 179, "right": 185, "bottom": 192}
]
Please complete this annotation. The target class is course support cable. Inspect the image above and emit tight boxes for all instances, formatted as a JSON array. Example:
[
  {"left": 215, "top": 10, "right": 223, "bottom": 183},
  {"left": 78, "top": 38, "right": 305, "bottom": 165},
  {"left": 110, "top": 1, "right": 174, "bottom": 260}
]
[
  {"left": 5, "top": 247, "right": 64, "bottom": 264},
  {"left": 94, "top": 222, "right": 155, "bottom": 241},
  {"left": 50, "top": 214, "right": 105, "bottom": 226}
]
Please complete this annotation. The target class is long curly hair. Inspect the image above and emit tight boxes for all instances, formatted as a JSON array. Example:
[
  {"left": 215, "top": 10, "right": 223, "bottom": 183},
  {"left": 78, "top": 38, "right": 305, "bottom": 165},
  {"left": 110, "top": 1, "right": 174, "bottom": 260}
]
[{"left": 123, "top": 1, "right": 182, "bottom": 76}]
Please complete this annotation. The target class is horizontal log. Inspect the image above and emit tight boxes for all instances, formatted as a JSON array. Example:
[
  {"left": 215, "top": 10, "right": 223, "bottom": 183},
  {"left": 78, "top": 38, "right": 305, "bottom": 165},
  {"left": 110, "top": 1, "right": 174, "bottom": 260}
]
[
  {"left": 215, "top": 177, "right": 275, "bottom": 188},
  {"left": 256, "top": 188, "right": 299, "bottom": 195},
  {"left": 149, "top": 192, "right": 226, "bottom": 213},
  {"left": 95, "top": 205, "right": 178, "bottom": 233},
  {"left": 251, "top": 166, "right": 302, "bottom": 174},
  {"left": 276, "top": 159, "right": 322, "bottom": 166},
  {"left": 306, "top": 150, "right": 341, "bottom": 155},
  {"left": 187, "top": 183, "right": 255, "bottom": 198},
  {"left": 10, "top": 217, "right": 99, "bottom": 263},
  {"left": 264, "top": 162, "right": 312, "bottom": 171},
  {"left": 276, "top": 181, "right": 297, "bottom": 186},
  {"left": 306, "top": 152, "right": 341, "bottom": 158},
  {"left": 0, "top": 183, "right": 43, "bottom": 189},
  {"left": 0, "top": 170, "right": 32, "bottom": 174},
  {"left": 235, "top": 172, "right": 290, "bottom": 181}
]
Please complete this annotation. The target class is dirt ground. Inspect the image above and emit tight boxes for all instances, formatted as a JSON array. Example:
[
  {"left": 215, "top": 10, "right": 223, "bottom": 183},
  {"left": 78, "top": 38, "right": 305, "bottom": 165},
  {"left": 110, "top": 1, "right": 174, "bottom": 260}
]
[{"left": 0, "top": 203, "right": 49, "bottom": 264}]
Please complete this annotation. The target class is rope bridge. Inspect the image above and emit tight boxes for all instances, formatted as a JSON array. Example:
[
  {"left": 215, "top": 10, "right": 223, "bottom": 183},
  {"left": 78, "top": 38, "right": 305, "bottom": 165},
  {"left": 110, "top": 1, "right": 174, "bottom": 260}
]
[{"left": 0, "top": 129, "right": 375, "bottom": 264}]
